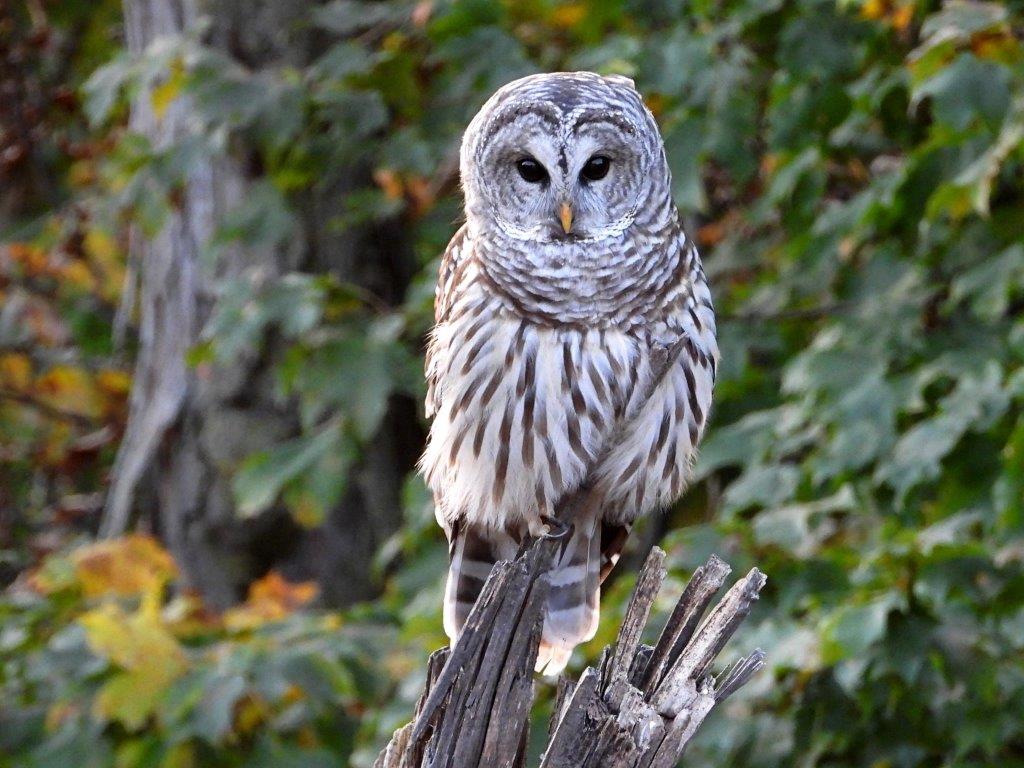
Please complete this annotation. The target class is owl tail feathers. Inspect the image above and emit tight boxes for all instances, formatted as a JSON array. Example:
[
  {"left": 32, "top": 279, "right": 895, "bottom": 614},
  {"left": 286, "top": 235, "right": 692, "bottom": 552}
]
[
  {"left": 535, "top": 514, "right": 601, "bottom": 676},
  {"left": 442, "top": 518, "right": 600, "bottom": 678},
  {"left": 443, "top": 522, "right": 519, "bottom": 641}
]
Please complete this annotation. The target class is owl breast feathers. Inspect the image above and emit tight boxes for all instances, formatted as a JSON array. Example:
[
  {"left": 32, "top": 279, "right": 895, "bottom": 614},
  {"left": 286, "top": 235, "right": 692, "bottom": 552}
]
[{"left": 418, "top": 72, "right": 718, "bottom": 675}]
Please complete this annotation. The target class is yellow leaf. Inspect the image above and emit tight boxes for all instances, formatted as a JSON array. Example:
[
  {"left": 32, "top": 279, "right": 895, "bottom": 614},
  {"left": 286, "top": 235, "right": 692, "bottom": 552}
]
[
  {"left": 35, "top": 365, "right": 103, "bottom": 419},
  {"left": 97, "top": 672, "right": 166, "bottom": 731},
  {"left": 60, "top": 259, "right": 98, "bottom": 291},
  {"left": 0, "top": 353, "right": 32, "bottom": 389},
  {"left": 892, "top": 4, "right": 913, "bottom": 33},
  {"left": 80, "top": 601, "right": 186, "bottom": 671},
  {"left": 644, "top": 93, "right": 666, "bottom": 119},
  {"left": 972, "top": 31, "right": 1020, "bottom": 64},
  {"left": 235, "top": 695, "right": 269, "bottom": 735},
  {"left": 861, "top": 0, "right": 887, "bottom": 21},
  {"left": 381, "top": 31, "right": 406, "bottom": 53},
  {"left": 83, "top": 228, "right": 118, "bottom": 263},
  {"left": 7, "top": 242, "right": 49, "bottom": 274},
  {"left": 551, "top": 3, "right": 586, "bottom": 28},
  {"left": 160, "top": 743, "right": 196, "bottom": 768},
  {"left": 73, "top": 534, "right": 178, "bottom": 599},
  {"left": 861, "top": 0, "right": 914, "bottom": 31},
  {"left": 68, "top": 159, "right": 96, "bottom": 187},
  {"left": 151, "top": 59, "right": 185, "bottom": 120},
  {"left": 80, "top": 601, "right": 188, "bottom": 729},
  {"left": 39, "top": 420, "right": 73, "bottom": 466},
  {"left": 96, "top": 368, "right": 132, "bottom": 398}
]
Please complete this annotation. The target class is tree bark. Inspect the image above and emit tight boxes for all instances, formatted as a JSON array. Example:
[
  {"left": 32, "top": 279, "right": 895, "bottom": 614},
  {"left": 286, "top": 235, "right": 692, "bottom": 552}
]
[
  {"left": 377, "top": 543, "right": 766, "bottom": 768},
  {"left": 101, "top": 0, "right": 419, "bottom": 607}
]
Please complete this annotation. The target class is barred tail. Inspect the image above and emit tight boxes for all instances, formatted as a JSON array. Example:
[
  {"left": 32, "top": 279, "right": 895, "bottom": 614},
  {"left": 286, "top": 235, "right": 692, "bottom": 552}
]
[
  {"left": 536, "top": 512, "right": 601, "bottom": 676},
  {"left": 443, "top": 522, "right": 519, "bottom": 641},
  {"left": 443, "top": 515, "right": 626, "bottom": 677}
]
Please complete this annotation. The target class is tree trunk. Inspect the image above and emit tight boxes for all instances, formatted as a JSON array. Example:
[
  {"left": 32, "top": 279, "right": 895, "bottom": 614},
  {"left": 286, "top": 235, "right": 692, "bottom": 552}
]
[
  {"left": 377, "top": 542, "right": 767, "bottom": 768},
  {"left": 101, "top": 0, "right": 419, "bottom": 607}
]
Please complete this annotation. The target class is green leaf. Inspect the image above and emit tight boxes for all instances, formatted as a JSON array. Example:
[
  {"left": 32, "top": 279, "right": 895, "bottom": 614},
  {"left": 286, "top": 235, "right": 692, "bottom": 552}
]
[
  {"left": 821, "top": 594, "right": 901, "bottom": 663},
  {"left": 663, "top": 117, "right": 707, "bottom": 212},
  {"left": 950, "top": 244, "right": 1024, "bottom": 319},
  {"left": 191, "top": 673, "right": 246, "bottom": 743},
  {"left": 233, "top": 425, "right": 341, "bottom": 517},
  {"left": 752, "top": 486, "right": 856, "bottom": 557},
  {"left": 297, "top": 324, "right": 416, "bottom": 440},
  {"left": 918, "top": 2, "right": 1010, "bottom": 52},
  {"left": 692, "top": 411, "right": 777, "bottom": 481},
  {"left": 722, "top": 463, "right": 800, "bottom": 513},
  {"left": 876, "top": 362, "right": 1009, "bottom": 498},
  {"left": 311, "top": 1, "right": 405, "bottom": 35},
  {"left": 82, "top": 54, "right": 133, "bottom": 126},
  {"left": 912, "top": 54, "right": 1012, "bottom": 132}
]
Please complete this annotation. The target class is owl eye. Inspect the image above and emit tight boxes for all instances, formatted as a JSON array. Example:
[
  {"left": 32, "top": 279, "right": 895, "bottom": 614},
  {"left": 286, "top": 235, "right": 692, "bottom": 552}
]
[
  {"left": 580, "top": 155, "right": 611, "bottom": 182},
  {"left": 515, "top": 157, "right": 548, "bottom": 184}
]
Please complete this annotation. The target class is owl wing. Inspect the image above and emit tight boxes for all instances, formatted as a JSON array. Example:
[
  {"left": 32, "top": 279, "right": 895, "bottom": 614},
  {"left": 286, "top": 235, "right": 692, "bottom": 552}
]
[
  {"left": 425, "top": 224, "right": 470, "bottom": 419},
  {"left": 594, "top": 232, "right": 717, "bottom": 585}
]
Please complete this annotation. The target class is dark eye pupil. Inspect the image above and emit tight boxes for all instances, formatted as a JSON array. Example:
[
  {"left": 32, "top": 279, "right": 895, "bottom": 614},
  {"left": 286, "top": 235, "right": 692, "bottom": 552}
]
[
  {"left": 516, "top": 158, "right": 547, "bottom": 183},
  {"left": 581, "top": 155, "right": 610, "bottom": 181}
]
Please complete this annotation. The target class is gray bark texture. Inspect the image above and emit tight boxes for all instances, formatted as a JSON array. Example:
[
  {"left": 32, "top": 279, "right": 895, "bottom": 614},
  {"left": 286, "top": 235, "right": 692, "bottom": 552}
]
[
  {"left": 376, "top": 544, "right": 766, "bottom": 768},
  {"left": 101, "top": 0, "right": 419, "bottom": 607}
]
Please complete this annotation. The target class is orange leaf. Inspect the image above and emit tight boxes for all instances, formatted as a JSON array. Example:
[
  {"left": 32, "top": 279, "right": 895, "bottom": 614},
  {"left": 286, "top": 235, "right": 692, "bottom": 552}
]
[
  {"left": 7, "top": 242, "right": 49, "bottom": 275},
  {"left": 224, "top": 571, "right": 318, "bottom": 630},
  {"left": 373, "top": 168, "right": 404, "bottom": 200},
  {"left": 0, "top": 353, "right": 32, "bottom": 390},
  {"left": 406, "top": 175, "right": 435, "bottom": 217},
  {"left": 644, "top": 93, "right": 666, "bottom": 119},
  {"left": 249, "top": 570, "right": 318, "bottom": 608},
  {"left": 862, "top": 0, "right": 885, "bottom": 20},
  {"left": 73, "top": 534, "right": 178, "bottom": 599},
  {"left": 892, "top": 4, "right": 913, "bottom": 33},
  {"left": 551, "top": 3, "right": 586, "bottom": 28},
  {"left": 59, "top": 260, "right": 98, "bottom": 291},
  {"left": 96, "top": 368, "right": 132, "bottom": 400}
]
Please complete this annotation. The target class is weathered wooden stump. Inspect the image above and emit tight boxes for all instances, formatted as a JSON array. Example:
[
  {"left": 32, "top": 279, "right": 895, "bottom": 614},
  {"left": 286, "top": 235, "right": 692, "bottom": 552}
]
[{"left": 376, "top": 539, "right": 766, "bottom": 768}]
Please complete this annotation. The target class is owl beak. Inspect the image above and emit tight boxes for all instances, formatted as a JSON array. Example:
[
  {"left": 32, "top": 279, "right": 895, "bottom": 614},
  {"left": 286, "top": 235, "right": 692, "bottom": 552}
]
[{"left": 558, "top": 202, "right": 574, "bottom": 234}]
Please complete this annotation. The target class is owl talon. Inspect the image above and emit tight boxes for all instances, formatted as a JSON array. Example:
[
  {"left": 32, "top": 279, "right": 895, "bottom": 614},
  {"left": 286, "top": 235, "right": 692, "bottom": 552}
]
[{"left": 539, "top": 515, "right": 572, "bottom": 540}]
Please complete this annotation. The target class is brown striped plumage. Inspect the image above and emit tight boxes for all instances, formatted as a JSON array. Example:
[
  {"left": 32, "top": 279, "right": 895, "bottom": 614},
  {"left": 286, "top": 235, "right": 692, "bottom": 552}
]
[{"left": 419, "top": 72, "right": 718, "bottom": 675}]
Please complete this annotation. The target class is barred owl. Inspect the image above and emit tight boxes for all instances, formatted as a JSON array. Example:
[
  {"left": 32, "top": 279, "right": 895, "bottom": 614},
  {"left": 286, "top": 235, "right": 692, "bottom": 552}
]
[{"left": 419, "top": 72, "right": 718, "bottom": 675}]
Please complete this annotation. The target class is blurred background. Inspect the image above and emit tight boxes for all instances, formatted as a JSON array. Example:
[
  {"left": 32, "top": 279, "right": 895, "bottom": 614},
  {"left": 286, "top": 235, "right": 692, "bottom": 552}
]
[{"left": 2, "top": 0, "right": 1023, "bottom": 765}]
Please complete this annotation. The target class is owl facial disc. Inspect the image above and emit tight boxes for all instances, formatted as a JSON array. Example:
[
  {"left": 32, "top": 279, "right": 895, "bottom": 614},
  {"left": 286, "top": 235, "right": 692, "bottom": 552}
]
[{"left": 460, "top": 71, "right": 670, "bottom": 245}]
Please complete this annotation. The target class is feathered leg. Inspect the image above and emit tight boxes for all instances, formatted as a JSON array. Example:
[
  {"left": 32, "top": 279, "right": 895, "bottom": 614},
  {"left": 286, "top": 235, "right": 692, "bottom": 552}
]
[{"left": 536, "top": 508, "right": 601, "bottom": 675}]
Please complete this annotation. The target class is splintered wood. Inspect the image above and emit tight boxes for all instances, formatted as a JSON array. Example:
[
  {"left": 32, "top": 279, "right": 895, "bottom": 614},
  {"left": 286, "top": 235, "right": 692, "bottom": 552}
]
[{"left": 375, "top": 543, "right": 766, "bottom": 768}]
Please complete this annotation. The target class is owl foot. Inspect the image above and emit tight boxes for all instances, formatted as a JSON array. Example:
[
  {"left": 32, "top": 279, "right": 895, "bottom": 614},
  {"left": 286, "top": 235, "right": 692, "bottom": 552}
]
[{"left": 539, "top": 514, "right": 572, "bottom": 540}]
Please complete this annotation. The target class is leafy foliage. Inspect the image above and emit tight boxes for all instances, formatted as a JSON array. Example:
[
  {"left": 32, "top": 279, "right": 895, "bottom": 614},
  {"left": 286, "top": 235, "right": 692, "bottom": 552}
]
[
  {"left": 1, "top": 0, "right": 130, "bottom": 584},
  {"left": 1, "top": 536, "right": 391, "bottom": 767},
  {"left": 3, "top": 0, "right": 1024, "bottom": 767}
]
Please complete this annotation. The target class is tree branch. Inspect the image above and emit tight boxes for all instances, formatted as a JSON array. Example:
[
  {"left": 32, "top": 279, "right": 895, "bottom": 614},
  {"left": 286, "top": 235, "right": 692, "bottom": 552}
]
[{"left": 376, "top": 546, "right": 766, "bottom": 768}]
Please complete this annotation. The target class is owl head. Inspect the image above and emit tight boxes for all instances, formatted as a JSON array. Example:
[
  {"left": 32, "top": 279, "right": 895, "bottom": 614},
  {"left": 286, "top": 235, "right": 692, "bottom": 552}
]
[{"left": 460, "top": 72, "right": 671, "bottom": 243}]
